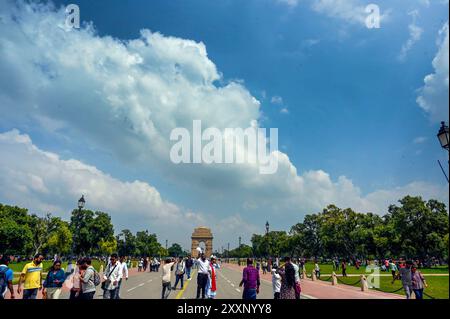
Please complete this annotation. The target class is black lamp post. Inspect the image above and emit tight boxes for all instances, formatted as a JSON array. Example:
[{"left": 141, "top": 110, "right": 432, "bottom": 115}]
[
  {"left": 238, "top": 236, "right": 242, "bottom": 265},
  {"left": 265, "top": 221, "right": 270, "bottom": 259},
  {"left": 77, "top": 195, "right": 85, "bottom": 211},
  {"left": 437, "top": 121, "right": 449, "bottom": 150},
  {"left": 437, "top": 121, "right": 449, "bottom": 183}
]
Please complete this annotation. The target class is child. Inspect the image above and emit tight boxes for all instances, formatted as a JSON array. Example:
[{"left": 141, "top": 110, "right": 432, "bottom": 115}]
[
  {"left": 314, "top": 262, "right": 320, "bottom": 279},
  {"left": 271, "top": 266, "right": 281, "bottom": 299}
]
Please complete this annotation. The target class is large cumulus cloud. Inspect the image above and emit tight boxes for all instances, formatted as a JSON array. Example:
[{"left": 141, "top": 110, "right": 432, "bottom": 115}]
[{"left": 0, "top": 1, "right": 448, "bottom": 247}]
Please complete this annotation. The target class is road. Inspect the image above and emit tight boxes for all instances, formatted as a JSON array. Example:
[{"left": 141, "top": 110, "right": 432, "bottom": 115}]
[{"left": 48, "top": 263, "right": 305, "bottom": 299}]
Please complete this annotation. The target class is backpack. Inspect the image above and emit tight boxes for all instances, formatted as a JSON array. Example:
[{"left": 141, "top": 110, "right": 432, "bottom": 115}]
[
  {"left": 0, "top": 267, "right": 8, "bottom": 294},
  {"left": 93, "top": 269, "right": 101, "bottom": 286}
]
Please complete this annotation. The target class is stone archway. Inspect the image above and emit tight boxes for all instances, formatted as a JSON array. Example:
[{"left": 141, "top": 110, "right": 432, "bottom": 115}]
[{"left": 191, "top": 227, "right": 213, "bottom": 258}]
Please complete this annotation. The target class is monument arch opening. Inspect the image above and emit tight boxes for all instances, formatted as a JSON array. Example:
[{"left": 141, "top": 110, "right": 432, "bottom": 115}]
[{"left": 191, "top": 226, "right": 213, "bottom": 258}]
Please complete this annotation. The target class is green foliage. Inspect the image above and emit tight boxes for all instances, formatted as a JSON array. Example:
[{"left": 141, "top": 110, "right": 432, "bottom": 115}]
[
  {"left": 168, "top": 243, "right": 184, "bottom": 257},
  {"left": 69, "top": 209, "right": 115, "bottom": 256},
  {"left": 47, "top": 218, "right": 73, "bottom": 256},
  {"left": 0, "top": 204, "right": 33, "bottom": 255},
  {"left": 1, "top": 203, "right": 164, "bottom": 258},
  {"left": 250, "top": 196, "right": 449, "bottom": 261}
]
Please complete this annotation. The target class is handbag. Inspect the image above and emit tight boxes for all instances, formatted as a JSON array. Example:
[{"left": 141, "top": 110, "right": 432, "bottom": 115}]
[{"left": 101, "top": 264, "right": 117, "bottom": 290}]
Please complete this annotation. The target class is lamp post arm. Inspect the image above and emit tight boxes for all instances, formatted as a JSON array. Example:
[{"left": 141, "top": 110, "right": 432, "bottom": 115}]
[{"left": 437, "top": 160, "right": 449, "bottom": 183}]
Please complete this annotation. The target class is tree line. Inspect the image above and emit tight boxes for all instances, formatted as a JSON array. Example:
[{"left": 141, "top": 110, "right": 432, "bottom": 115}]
[
  {"left": 1, "top": 195, "right": 448, "bottom": 261},
  {"left": 0, "top": 204, "right": 169, "bottom": 258},
  {"left": 229, "top": 196, "right": 448, "bottom": 262}
]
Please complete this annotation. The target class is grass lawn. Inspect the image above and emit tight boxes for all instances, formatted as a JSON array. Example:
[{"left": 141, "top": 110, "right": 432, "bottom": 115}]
[
  {"left": 303, "top": 262, "right": 448, "bottom": 275},
  {"left": 303, "top": 262, "right": 449, "bottom": 299}
]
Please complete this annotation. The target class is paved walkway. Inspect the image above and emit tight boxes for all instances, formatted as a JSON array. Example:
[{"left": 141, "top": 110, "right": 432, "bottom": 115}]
[
  {"left": 223, "top": 263, "right": 405, "bottom": 299},
  {"left": 5, "top": 264, "right": 409, "bottom": 299}
]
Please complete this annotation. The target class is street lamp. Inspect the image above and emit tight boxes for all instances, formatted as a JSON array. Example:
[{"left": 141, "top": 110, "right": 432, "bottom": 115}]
[
  {"left": 437, "top": 121, "right": 449, "bottom": 150},
  {"left": 437, "top": 121, "right": 449, "bottom": 183},
  {"left": 77, "top": 195, "right": 85, "bottom": 211},
  {"left": 238, "top": 236, "right": 242, "bottom": 265}
]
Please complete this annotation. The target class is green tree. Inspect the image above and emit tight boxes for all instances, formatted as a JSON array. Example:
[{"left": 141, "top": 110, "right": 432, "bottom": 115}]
[
  {"left": 29, "top": 213, "right": 60, "bottom": 256},
  {"left": 47, "top": 218, "right": 73, "bottom": 256},
  {"left": 98, "top": 238, "right": 117, "bottom": 256},
  {"left": 168, "top": 243, "right": 184, "bottom": 257},
  {"left": 89, "top": 211, "right": 115, "bottom": 255},
  {"left": 70, "top": 209, "right": 95, "bottom": 256},
  {"left": 117, "top": 229, "right": 137, "bottom": 257},
  {"left": 135, "top": 230, "right": 160, "bottom": 256},
  {"left": 0, "top": 204, "right": 33, "bottom": 255},
  {"left": 386, "top": 196, "right": 449, "bottom": 260}
]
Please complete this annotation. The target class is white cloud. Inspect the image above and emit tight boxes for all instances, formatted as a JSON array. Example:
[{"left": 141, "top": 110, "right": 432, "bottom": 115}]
[
  {"left": 277, "top": 0, "right": 300, "bottom": 8},
  {"left": 271, "top": 96, "right": 284, "bottom": 105},
  {"left": 280, "top": 108, "right": 290, "bottom": 114},
  {"left": 398, "top": 10, "right": 424, "bottom": 61},
  {"left": 0, "top": 1, "right": 447, "bottom": 248},
  {"left": 417, "top": 22, "right": 449, "bottom": 122},
  {"left": 413, "top": 136, "right": 428, "bottom": 144},
  {"left": 311, "top": 0, "right": 388, "bottom": 26},
  {"left": 0, "top": 129, "right": 208, "bottom": 247}
]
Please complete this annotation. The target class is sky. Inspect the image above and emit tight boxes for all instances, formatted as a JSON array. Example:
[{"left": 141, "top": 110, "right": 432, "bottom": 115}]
[{"left": 0, "top": 0, "right": 449, "bottom": 251}]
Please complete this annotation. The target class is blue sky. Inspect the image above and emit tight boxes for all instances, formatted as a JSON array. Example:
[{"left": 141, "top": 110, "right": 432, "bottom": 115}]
[
  {"left": 46, "top": 0, "right": 449, "bottom": 190},
  {"left": 0, "top": 0, "right": 448, "bottom": 249}
]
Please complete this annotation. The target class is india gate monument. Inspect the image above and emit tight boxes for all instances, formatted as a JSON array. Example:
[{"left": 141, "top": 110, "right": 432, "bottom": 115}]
[{"left": 191, "top": 226, "right": 213, "bottom": 257}]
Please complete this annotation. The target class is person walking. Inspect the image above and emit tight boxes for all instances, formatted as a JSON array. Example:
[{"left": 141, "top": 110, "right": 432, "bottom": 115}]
[
  {"left": 396, "top": 260, "right": 414, "bottom": 299},
  {"left": 161, "top": 258, "right": 175, "bottom": 299},
  {"left": 0, "top": 255, "right": 15, "bottom": 299},
  {"left": 185, "top": 255, "right": 193, "bottom": 280},
  {"left": 411, "top": 264, "right": 427, "bottom": 300},
  {"left": 206, "top": 255, "right": 220, "bottom": 299},
  {"left": 67, "top": 259, "right": 83, "bottom": 299},
  {"left": 389, "top": 260, "right": 398, "bottom": 284},
  {"left": 116, "top": 256, "right": 129, "bottom": 299},
  {"left": 292, "top": 260, "right": 301, "bottom": 299},
  {"left": 278, "top": 257, "right": 296, "bottom": 299},
  {"left": 262, "top": 260, "right": 268, "bottom": 275},
  {"left": 314, "top": 262, "right": 321, "bottom": 279},
  {"left": 42, "top": 260, "right": 66, "bottom": 299},
  {"left": 156, "top": 258, "right": 161, "bottom": 272},
  {"left": 271, "top": 266, "right": 281, "bottom": 299},
  {"left": 239, "top": 258, "right": 260, "bottom": 300},
  {"left": 173, "top": 257, "right": 186, "bottom": 290},
  {"left": 341, "top": 260, "right": 347, "bottom": 277},
  {"left": 80, "top": 258, "right": 97, "bottom": 300},
  {"left": 102, "top": 254, "right": 120, "bottom": 299},
  {"left": 143, "top": 257, "right": 148, "bottom": 272},
  {"left": 196, "top": 253, "right": 210, "bottom": 299},
  {"left": 17, "top": 253, "right": 44, "bottom": 299}
]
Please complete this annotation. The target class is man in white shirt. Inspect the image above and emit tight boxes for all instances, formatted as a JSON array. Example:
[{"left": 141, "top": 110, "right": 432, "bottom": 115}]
[
  {"left": 292, "top": 260, "right": 301, "bottom": 299},
  {"left": 102, "top": 254, "right": 121, "bottom": 299},
  {"left": 196, "top": 253, "right": 210, "bottom": 299},
  {"left": 271, "top": 267, "right": 281, "bottom": 299},
  {"left": 161, "top": 258, "right": 175, "bottom": 299},
  {"left": 115, "top": 256, "right": 129, "bottom": 299}
]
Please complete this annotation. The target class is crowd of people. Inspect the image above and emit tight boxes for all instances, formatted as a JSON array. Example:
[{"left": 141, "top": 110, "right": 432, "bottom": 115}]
[
  {"left": 0, "top": 252, "right": 433, "bottom": 300},
  {"left": 0, "top": 253, "right": 130, "bottom": 299}
]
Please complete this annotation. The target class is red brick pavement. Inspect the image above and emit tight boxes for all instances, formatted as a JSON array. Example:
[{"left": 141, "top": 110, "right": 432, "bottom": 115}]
[{"left": 223, "top": 263, "right": 405, "bottom": 299}]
